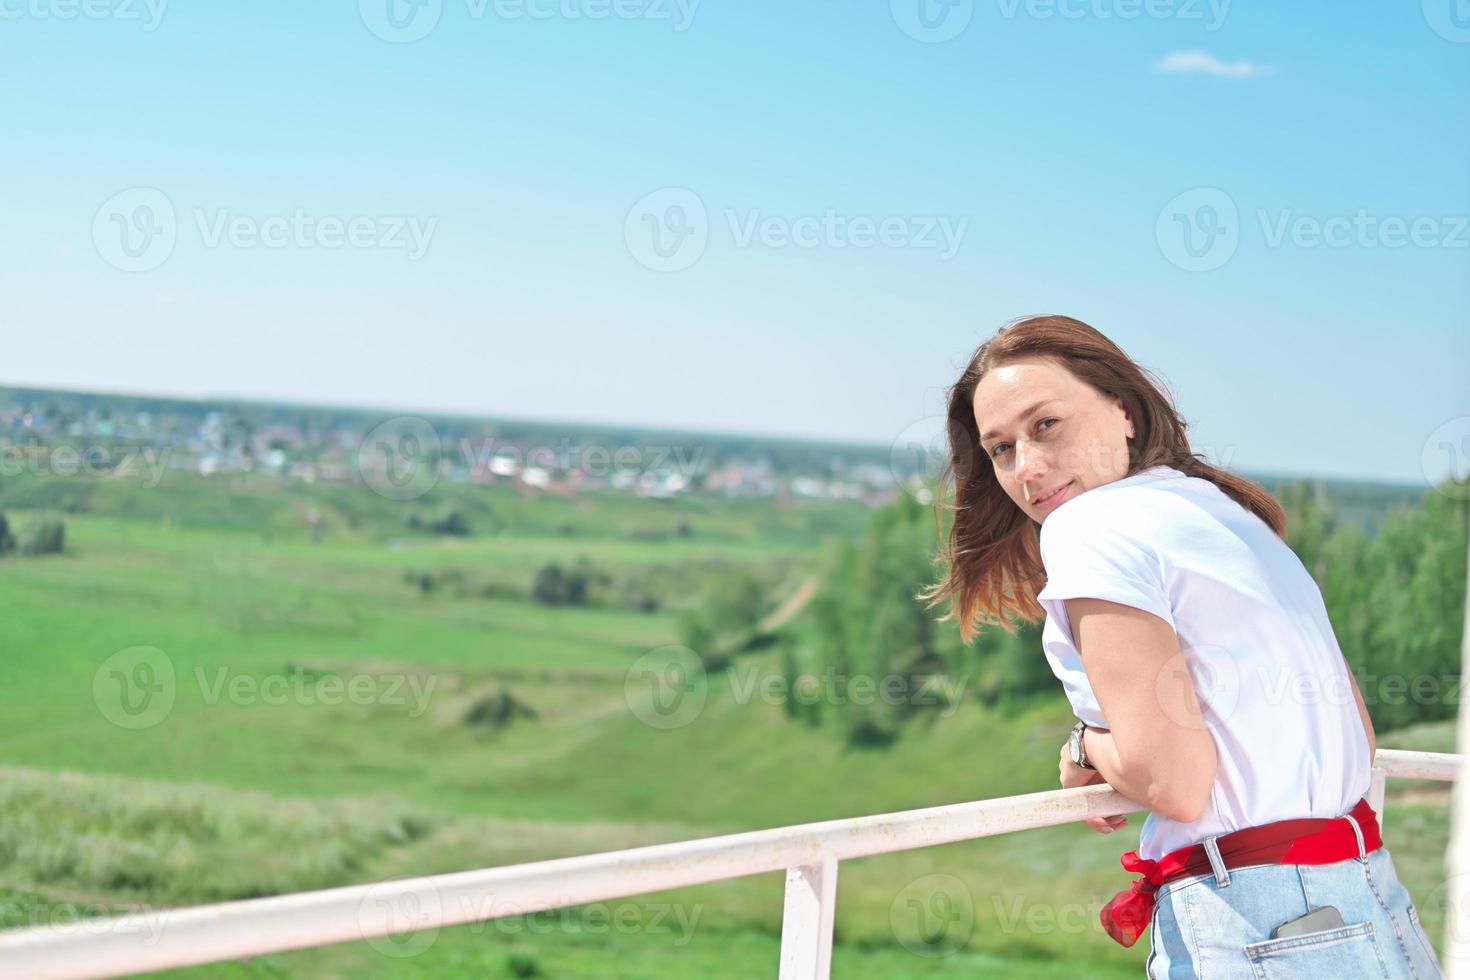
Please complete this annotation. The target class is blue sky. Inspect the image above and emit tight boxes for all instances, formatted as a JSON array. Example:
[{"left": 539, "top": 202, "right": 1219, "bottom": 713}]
[{"left": 1, "top": 1, "right": 1466, "bottom": 485}]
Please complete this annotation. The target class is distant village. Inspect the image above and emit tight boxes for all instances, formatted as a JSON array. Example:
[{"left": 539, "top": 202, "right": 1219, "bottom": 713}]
[{"left": 0, "top": 388, "right": 917, "bottom": 507}]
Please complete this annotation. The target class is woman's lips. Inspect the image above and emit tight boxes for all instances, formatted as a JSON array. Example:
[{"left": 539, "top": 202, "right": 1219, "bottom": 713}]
[{"left": 1032, "top": 480, "right": 1074, "bottom": 511}]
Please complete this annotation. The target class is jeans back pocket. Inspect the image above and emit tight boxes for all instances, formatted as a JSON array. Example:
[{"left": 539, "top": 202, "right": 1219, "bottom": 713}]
[{"left": 1243, "top": 919, "right": 1389, "bottom": 979}]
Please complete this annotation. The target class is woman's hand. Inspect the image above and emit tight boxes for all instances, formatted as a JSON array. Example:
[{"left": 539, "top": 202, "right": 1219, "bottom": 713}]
[{"left": 1059, "top": 741, "right": 1129, "bottom": 834}]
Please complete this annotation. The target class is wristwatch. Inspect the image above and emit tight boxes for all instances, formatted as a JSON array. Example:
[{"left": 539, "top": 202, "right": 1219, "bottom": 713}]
[{"left": 1069, "top": 720, "right": 1095, "bottom": 770}]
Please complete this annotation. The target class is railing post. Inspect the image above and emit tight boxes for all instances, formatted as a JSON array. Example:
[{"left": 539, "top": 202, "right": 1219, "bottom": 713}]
[
  {"left": 1369, "top": 764, "right": 1388, "bottom": 831},
  {"left": 778, "top": 853, "right": 838, "bottom": 980}
]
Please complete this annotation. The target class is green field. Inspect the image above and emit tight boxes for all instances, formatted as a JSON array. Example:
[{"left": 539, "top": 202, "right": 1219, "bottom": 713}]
[{"left": 0, "top": 476, "right": 1458, "bottom": 978}]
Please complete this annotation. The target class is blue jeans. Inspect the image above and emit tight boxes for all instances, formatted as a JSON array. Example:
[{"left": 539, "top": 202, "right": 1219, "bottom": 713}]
[{"left": 1145, "top": 828, "right": 1443, "bottom": 978}]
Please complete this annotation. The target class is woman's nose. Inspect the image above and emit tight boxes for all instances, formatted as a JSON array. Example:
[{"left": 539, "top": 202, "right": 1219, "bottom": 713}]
[{"left": 1015, "top": 441, "right": 1048, "bottom": 487}]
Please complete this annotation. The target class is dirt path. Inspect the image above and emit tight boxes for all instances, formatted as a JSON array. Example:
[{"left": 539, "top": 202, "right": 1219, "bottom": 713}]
[{"left": 758, "top": 575, "right": 817, "bottom": 634}]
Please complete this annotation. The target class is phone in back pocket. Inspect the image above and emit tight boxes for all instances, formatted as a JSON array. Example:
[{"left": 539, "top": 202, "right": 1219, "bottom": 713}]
[{"left": 1271, "top": 905, "right": 1346, "bottom": 939}]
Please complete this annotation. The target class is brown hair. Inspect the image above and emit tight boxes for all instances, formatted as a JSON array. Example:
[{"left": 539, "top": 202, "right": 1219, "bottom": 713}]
[{"left": 918, "top": 314, "right": 1286, "bottom": 644}]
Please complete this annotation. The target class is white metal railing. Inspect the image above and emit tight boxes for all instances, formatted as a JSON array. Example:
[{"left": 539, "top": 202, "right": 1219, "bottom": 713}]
[{"left": 0, "top": 748, "right": 1457, "bottom": 980}]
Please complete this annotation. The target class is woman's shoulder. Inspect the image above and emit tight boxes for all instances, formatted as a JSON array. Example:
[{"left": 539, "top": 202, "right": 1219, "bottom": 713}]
[
  {"left": 1040, "top": 478, "right": 1162, "bottom": 543},
  {"left": 1037, "top": 474, "right": 1213, "bottom": 576}
]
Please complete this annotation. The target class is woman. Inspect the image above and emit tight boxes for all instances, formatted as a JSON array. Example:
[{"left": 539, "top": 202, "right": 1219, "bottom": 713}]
[{"left": 920, "top": 315, "right": 1443, "bottom": 978}]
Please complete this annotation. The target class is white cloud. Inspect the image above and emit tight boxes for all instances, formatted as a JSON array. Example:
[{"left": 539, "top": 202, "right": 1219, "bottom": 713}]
[{"left": 1153, "top": 50, "right": 1274, "bottom": 79}]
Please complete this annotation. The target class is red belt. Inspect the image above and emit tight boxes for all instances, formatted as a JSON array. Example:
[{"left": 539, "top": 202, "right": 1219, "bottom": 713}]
[{"left": 1100, "top": 796, "right": 1382, "bottom": 948}]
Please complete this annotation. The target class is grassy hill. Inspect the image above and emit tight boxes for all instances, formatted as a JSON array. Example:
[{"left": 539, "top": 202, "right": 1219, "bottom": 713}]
[{"left": 0, "top": 470, "right": 1458, "bottom": 978}]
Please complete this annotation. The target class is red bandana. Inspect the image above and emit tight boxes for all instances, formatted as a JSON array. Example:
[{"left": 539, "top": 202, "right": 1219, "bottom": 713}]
[{"left": 1100, "top": 797, "right": 1382, "bottom": 947}]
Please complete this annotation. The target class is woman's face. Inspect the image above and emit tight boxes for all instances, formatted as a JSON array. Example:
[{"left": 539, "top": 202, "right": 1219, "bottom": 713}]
[{"left": 971, "top": 356, "right": 1135, "bottom": 525}]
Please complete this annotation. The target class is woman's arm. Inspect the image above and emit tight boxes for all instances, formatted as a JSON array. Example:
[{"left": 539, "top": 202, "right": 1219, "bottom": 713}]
[
  {"left": 1064, "top": 596, "right": 1218, "bottom": 823},
  {"left": 1347, "top": 664, "right": 1376, "bottom": 760}
]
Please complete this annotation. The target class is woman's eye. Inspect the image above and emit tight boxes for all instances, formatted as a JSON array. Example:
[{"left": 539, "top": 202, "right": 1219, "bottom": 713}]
[{"left": 989, "top": 419, "right": 1058, "bottom": 459}]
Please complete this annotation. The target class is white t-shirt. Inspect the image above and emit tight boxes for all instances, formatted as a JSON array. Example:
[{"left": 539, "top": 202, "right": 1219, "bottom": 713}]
[{"left": 1035, "top": 464, "right": 1373, "bottom": 861}]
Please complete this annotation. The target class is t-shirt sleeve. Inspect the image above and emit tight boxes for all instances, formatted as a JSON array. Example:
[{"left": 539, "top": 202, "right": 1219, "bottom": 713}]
[{"left": 1035, "top": 502, "right": 1176, "bottom": 634}]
